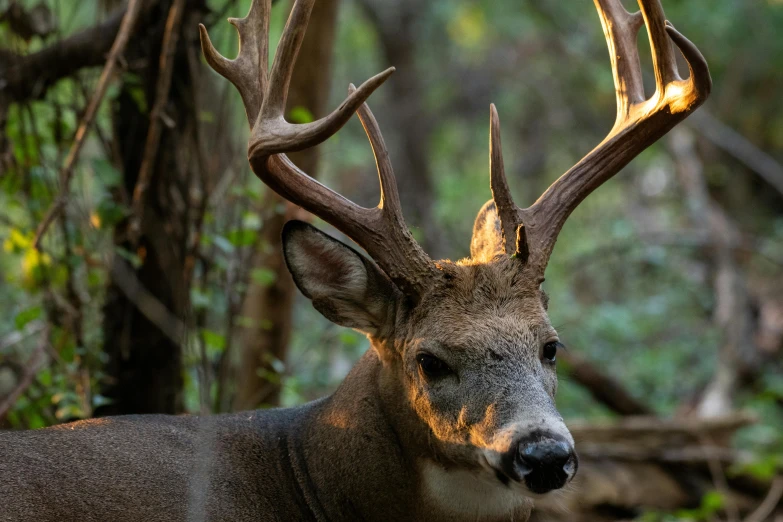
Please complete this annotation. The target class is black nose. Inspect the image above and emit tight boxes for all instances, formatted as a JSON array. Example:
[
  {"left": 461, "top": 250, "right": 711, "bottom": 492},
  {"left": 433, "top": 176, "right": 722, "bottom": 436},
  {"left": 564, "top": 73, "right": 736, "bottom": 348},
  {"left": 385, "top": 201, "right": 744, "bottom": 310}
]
[{"left": 515, "top": 438, "right": 577, "bottom": 494}]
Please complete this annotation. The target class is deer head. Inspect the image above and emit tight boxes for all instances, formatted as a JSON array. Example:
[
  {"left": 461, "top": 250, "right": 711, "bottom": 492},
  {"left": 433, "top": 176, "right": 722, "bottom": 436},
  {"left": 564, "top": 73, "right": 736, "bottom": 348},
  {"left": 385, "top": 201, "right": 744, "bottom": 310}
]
[{"left": 199, "top": 0, "right": 709, "bottom": 506}]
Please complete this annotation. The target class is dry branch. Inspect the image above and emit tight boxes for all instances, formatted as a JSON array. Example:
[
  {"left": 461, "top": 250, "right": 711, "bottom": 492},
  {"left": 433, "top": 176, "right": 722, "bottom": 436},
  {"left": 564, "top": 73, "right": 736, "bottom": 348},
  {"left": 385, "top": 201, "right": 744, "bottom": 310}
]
[
  {"left": 560, "top": 350, "right": 654, "bottom": 416},
  {"left": 689, "top": 110, "right": 783, "bottom": 198},
  {"left": 744, "top": 477, "right": 783, "bottom": 522},
  {"left": 32, "top": 0, "right": 144, "bottom": 250},
  {"left": 1, "top": 7, "right": 127, "bottom": 102},
  {"left": 128, "top": 0, "right": 187, "bottom": 244},
  {"left": 532, "top": 413, "right": 780, "bottom": 522},
  {"left": 0, "top": 327, "right": 49, "bottom": 420}
]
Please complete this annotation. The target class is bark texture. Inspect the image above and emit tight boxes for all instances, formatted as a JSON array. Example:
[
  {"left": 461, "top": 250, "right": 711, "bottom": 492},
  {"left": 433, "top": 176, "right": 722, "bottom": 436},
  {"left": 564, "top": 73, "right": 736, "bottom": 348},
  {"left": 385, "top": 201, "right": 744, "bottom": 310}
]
[{"left": 98, "top": 0, "right": 208, "bottom": 415}]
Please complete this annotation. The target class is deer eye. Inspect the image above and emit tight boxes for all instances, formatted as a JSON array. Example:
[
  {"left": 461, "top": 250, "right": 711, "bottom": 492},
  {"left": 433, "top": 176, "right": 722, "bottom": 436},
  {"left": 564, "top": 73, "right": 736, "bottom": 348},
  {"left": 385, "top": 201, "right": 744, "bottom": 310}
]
[
  {"left": 416, "top": 353, "right": 451, "bottom": 378},
  {"left": 542, "top": 341, "right": 560, "bottom": 363}
]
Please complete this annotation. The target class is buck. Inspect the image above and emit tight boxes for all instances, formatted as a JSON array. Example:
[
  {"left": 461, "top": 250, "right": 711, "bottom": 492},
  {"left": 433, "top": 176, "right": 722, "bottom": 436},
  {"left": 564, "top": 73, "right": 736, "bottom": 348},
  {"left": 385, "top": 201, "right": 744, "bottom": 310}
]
[{"left": 1, "top": 0, "right": 709, "bottom": 520}]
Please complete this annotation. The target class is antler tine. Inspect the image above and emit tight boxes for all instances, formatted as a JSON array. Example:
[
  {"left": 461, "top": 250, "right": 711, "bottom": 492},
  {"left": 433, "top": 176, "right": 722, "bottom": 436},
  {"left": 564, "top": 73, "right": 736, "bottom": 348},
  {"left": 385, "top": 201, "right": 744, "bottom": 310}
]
[
  {"left": 255, "top": 88, "right": 438, "bottom": 298},
  {"left": 488, "top": 105, "right": 528, "bottom": 262},
  {"left": 201, "top": 0, "right": 435, "bottom": 297},
  {"left": 505, "top": 0, "right": 711, "bottom": 272},
  {"left": 262, "top": 0, "right": 315, "bottom": 119},
  {"left": 248, "top": 0, "right": 395, "bottom": 156},
  {"left": 349, "top": 84, "right": 403, "bottom": 221},
  {"left": 593, "top": 0, "right": 645, "bottom": 120},
  {"left": 249, "top": 67, "right": 395, "bottom": 157},
  {"left": 639, "top": 0, "right": 681, "bottom": 91},
  {"left": 198, "top": 0, "right": 270, "bottom": 126},
  {"left": 665, "top": 23, "right": 712, "bottom": 107},
  {"left": 345, "top": 85, "right": 438, "bottom": 296}
]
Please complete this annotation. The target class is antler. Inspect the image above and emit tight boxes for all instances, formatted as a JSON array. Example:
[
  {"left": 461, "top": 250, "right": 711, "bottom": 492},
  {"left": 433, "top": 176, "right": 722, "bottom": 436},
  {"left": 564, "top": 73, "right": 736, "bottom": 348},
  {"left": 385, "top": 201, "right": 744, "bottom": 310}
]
[
  {"left": 199, "top": 0, "right": 438, "bottom": 298},
  {"left": 488, "top": 0, "right": 711, "bottom": 272}
]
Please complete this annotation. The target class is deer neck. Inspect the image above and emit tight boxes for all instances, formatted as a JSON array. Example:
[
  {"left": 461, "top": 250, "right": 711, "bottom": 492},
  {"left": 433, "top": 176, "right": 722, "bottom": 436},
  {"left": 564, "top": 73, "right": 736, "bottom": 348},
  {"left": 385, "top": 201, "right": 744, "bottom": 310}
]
[
  {"left": 296, "top": 348, "right": 531, "bottom": 522},
  {"left": 296, "top": 348, "right": 419, "bottom": 520}
]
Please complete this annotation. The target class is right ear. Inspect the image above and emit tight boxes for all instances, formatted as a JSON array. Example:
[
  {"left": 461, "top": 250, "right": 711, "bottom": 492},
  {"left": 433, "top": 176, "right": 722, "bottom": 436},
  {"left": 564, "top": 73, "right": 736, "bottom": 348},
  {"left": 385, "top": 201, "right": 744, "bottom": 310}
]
[
  {"left": 470, "top": 200, "right": 505, "bottom": 262},
  {"left": 282, "top": 220, "right": 399, "bottom": 337}
]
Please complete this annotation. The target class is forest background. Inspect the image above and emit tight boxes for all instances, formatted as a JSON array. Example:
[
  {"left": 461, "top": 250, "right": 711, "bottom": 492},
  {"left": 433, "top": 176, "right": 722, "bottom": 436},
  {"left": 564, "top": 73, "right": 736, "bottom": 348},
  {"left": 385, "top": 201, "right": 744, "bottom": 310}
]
[{"left": 1, "top": 0, "right": 782, "bottom": 519}]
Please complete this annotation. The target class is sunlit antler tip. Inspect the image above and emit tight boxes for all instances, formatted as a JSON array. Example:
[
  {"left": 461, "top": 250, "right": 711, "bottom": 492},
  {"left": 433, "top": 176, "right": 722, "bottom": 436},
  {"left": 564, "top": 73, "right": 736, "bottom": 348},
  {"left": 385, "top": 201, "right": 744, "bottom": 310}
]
[
  {"left": 665, "top": 24, "right": 712, "bottom": 97},
  {"left": 490, "top": 103, "right": 500, "bottom": 122}
]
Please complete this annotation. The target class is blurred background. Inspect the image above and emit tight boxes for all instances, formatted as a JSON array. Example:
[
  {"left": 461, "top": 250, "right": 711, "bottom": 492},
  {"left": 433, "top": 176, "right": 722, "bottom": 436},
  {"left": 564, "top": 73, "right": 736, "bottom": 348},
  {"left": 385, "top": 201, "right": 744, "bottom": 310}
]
[{"left": 1, "top": 0, "right": 782, "bottom": 519}]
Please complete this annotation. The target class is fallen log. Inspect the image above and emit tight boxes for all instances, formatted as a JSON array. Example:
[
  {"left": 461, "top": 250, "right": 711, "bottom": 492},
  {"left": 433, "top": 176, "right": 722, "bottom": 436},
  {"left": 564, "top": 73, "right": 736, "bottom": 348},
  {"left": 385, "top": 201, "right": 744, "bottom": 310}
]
[{"left": 532, "top": 412, "right": 782, "bottom": 522}]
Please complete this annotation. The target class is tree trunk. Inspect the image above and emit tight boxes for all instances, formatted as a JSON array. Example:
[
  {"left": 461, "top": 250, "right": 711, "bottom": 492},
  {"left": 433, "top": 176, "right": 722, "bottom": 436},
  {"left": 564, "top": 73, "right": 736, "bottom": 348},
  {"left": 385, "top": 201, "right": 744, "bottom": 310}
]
[
  {"left": 97, "top": 0, "right": 207, "bottom": 415},
  {"left": 231, "top": 0, "right": 340, "bottom": 411}
]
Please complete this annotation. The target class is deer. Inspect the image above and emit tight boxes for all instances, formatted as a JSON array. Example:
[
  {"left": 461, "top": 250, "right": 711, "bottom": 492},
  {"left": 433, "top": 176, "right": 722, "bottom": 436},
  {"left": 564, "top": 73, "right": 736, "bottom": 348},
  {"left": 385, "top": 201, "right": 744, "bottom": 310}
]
[{"left": 0, "top": 0, "right": 709, "bottom": 520}]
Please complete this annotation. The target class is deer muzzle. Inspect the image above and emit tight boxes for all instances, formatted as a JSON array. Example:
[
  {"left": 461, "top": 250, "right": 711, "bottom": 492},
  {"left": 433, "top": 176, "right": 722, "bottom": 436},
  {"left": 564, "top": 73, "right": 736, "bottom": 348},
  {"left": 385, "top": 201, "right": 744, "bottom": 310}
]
[{"left": 497, "top": 431, "right": 578, "bottom": 494}]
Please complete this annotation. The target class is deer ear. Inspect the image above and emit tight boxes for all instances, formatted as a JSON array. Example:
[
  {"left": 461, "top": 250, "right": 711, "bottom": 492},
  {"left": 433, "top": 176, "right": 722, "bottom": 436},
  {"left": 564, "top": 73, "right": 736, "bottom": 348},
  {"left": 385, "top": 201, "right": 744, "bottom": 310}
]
[
  {"left": 470, "top": 200, "right": 505, "bottom": 262},
  {"left": 283, "top": 220, "right": 397, "bottom": 336}
]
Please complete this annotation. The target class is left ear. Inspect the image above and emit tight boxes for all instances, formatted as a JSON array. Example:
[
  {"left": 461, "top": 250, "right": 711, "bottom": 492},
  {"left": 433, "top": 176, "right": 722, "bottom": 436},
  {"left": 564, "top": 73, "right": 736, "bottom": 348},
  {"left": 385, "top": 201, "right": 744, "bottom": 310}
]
[
  {"left": 282, "top": 220, "right": 399, "bottom": 336},
  {"left": 470, "top": 200, "right": 505, "bottom": 262}
]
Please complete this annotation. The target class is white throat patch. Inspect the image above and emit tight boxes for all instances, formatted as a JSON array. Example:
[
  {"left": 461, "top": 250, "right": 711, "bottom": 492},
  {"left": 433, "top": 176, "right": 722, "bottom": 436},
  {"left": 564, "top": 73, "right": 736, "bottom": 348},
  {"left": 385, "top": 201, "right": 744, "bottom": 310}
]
[{"left": 420, "top": 462, "right": 532, "bottom": 519}]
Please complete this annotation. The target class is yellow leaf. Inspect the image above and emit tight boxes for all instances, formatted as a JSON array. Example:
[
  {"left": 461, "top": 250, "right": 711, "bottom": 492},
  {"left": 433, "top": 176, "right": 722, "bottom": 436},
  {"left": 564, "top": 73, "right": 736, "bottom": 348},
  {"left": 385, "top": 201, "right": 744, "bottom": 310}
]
[
  {"left": 3, "top": 229, "right": 31, "bottom": 253},
  {"left": 448, "top": 5, "right": 487, "bottom": 51}
]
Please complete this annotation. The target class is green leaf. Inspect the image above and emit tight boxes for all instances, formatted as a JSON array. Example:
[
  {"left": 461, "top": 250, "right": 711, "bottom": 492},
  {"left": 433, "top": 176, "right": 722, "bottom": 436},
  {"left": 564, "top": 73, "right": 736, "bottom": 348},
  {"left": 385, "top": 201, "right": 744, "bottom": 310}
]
[
  {"left": 288, "top": 106, "right": 314, "bottom": 124},
  {"left": 115, "top": 247, "right": 143, "bottom": 268},
  {"left": 201, "top": 329, "right": 226, "bottom": 351},
  {"left": 234, "top": 315, "right": 257, "bottom": 328},
  {"left": 92, "top": 158, "right": 122, "bottom": 187},
  {"left": 37, "top": 368, "right": 52, "bottom": 387},
  {"left": 28, "top": 413, "right": 46, "bottom": 430},
  {"left": 15, "top": 306, "right": 42, "bottom": 330},
  {"left": 339, "top": 331, "right": 360, "bottom": 348},
  {"left": 227, "top": 228, "right": 258, "bottom": 247},
  {"left": 251, "top": 268, "right": 276, "bottom": 287},
  {"left": 96, "top": 197, "right": 129, "bottom": 228},
  {"left": 700, "top": 490, "right": 724, "bottom": 514},
  {"left": 127, "top": 85, "right": 147, "bottom": 113}
]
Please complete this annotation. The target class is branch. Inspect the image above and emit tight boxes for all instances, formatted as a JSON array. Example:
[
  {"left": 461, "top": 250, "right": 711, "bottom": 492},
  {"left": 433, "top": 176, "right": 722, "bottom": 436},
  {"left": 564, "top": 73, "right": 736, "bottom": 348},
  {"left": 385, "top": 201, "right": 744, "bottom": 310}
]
[
  {"left": 560, "top": 350, "right": 654, "bottom": 416},
  {"left": 32, "top": 0, "right": 144, "bottom": 250},
  {"left": 743, "top": 476, "right": 783, "bottom": 522},
  {"left": 129, "top": 0, "right": 187, "bottom": 244},
  {"left": 688, "top": 110, "right": 783, "bottom": 198},
  {"left": 0, "top": 3, "right": 150, "bottom": 103},
  {"left": 108, "top": 254, "right": 188, "bottom": 345},
  {"left": 0, "top": 326, "right": 49, "bottom": 420}
]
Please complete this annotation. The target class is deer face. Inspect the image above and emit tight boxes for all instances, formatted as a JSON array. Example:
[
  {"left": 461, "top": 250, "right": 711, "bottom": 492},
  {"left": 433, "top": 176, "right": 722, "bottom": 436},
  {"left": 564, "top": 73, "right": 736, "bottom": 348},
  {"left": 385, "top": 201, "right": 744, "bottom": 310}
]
[
  {"left": 283, "top": 202, "right": 577, "bottom": 503},
  {"left": 399, "top": 260, "right": 576, "bottom": 498}
]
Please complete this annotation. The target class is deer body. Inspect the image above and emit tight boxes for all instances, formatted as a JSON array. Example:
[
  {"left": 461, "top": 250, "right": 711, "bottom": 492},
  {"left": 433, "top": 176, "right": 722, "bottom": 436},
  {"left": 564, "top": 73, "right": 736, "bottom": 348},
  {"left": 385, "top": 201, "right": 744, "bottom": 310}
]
[
  {"left": 2, "top": 348, "right": 535, "bottom": 521},
  {"left": 2, "top": 0, "right": 710, "bottom": 519}
]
